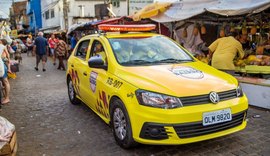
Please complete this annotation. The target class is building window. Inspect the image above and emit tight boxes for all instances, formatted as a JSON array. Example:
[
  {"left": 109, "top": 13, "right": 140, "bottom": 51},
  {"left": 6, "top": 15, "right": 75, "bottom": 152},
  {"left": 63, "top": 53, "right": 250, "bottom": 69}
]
[
  {"left": 45, "top": 10, "right": 49, "bottom": 19},
  {"left": 112, "top": 0, "right": 120, "bottom": 7},
  {"left": 51, "top": 9, "right": 55, "bottom": 18}
]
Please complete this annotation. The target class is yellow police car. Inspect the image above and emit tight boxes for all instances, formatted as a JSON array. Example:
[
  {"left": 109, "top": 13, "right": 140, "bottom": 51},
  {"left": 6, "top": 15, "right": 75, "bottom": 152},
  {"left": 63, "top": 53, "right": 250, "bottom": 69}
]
[{"left": 66, "top": 24, "right": 248, "bottom": 148}]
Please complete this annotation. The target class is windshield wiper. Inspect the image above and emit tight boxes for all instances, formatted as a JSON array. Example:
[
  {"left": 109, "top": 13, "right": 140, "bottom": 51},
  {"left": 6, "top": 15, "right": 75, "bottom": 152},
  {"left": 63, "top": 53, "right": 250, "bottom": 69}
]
[
  {"left": 153, "top": 58, "right": 193, "bottom": 63},
  {"left": 121, "top": 60, "right": 152, "bottom": 65}
]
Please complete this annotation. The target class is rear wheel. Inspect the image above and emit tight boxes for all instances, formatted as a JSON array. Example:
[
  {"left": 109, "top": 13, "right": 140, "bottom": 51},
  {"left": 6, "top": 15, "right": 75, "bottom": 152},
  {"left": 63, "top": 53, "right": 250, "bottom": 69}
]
[
  {"left": 67, "top": 77, "right": 80, "bottom": 105},
  {"left": 110, "top": 98, "right": 137, "bottom": 148}
]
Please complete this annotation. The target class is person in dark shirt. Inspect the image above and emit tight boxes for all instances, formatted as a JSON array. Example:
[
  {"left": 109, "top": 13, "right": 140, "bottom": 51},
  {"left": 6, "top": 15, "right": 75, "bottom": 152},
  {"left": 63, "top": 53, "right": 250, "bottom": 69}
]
[
  {"left": 70, "top": 34, "right": 77, "bottom": 50},
  {"left": 239, "top": 33, "right": 251, "bottom": 50},
  {"left": 33, "top": 32, "right": 49, "bottom": 72}
]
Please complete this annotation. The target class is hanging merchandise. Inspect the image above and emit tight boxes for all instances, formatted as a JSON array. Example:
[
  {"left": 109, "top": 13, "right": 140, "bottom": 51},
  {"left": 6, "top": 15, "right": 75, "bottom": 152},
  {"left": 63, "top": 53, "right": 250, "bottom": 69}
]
[
  {"left": 182, "top": 26, "right": 188, "bottom": 38},
  {"left": 250, "top": 25, "right": 257, "bottom": 35},
  {"left": 242, "top": 20, "right": 248, "bottom": 35},
  {"left": 201, "top": 22, "right": 206, "bottom": 35},
  {"left": 193, "top": 25, "right": 199, "bottom": 36},
  {"left": 230, "top": 22, "right": 235, "bottom": 32}
]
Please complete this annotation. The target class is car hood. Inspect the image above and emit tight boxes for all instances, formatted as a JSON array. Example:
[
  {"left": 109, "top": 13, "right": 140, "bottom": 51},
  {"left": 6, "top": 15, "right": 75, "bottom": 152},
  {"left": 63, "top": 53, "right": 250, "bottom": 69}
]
[{"left": 115, "top": 62, "right": 238, "bottom": 96}]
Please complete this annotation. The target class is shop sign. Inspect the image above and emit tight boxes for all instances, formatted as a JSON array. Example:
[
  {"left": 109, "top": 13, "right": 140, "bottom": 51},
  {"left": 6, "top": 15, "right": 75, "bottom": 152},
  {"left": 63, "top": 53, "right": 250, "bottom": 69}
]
[{"left": 10, "top": 30, "right": 18, "bottom": 38}]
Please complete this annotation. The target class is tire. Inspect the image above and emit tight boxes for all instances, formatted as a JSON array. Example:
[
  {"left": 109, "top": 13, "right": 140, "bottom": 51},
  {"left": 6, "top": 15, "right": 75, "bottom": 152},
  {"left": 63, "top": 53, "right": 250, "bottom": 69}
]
[
  {"left": 110, "top": 98, "right": 137, "bottom": 148},
  {"left": 67, "top": 76, "right": 80, "bottom": 105}
]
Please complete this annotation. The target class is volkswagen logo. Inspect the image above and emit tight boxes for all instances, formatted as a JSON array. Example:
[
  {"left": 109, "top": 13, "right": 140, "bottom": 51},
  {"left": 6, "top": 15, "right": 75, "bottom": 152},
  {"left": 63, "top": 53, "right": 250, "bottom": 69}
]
[{"left": 209, "top": 92, "right": 220, "bottom": 104}]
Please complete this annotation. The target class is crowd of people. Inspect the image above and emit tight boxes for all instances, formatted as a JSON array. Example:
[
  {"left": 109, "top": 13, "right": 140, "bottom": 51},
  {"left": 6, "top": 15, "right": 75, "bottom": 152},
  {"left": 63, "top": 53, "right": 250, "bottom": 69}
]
[
  {"left": 0, "top": 31, "right": 72, "bottom": 109},
  {"left": 25, "top": 32, "right": 70, "bottom": 71}
]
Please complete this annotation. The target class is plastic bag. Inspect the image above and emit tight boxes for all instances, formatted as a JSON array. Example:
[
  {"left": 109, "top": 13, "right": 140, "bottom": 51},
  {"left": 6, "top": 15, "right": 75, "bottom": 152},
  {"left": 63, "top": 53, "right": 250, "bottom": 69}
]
[
  {"left": 0, "top": 116, "right": 15, "bottom": 142},
  {"left": 8, "top": 45, "right": 15, "bottom": 54},
  {"left": 8, "top": 72, "right": 16, "bottom": 79},
  {"left": 0, "top": 60, "right": 5, "bottom": 78}
]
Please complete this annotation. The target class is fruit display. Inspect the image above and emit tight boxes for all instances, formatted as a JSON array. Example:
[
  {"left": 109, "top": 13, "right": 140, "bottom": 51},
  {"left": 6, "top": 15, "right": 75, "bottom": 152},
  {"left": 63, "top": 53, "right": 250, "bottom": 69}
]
[
  {"left": 234, "top": 55, "right": 270, "bottom": 67},
  {"left": 195, "top": 55, "right": 209, "bottom": 64},
  {"left": 250, "top": 25, "right": 257, "bottom": 35}
]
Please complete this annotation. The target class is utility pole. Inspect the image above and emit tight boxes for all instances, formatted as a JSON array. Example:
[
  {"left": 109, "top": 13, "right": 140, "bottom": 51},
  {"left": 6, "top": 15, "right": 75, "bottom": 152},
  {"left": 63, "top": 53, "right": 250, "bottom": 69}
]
[
  {"left": 127, "top": 0, "right": 130, "bottom": 16},
  {"left": 63, "top": 0, "right": 68, "bottom": 30},
  {"left": 12, "top": 0, "right": 16, "bottom": 29}
]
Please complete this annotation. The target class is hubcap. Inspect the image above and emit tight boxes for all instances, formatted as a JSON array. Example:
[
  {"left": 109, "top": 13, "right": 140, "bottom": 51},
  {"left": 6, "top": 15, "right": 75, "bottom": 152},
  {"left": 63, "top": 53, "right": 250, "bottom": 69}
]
[
  {"left": 113, "top": 108, "right": 127, "bottom": 140},
  {"left": 68, "top": 80, "right": 74, "bottom": 100}
]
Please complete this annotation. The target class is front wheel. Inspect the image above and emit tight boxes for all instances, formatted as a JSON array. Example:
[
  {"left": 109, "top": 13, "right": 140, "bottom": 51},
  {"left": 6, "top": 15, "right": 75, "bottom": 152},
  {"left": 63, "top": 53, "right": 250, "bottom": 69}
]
[
  {"left": 110, "top": 98, "right": 137, "bottom": 149},
  {"left": 67, "top": 77, "right": 80, "bottom": 105}
]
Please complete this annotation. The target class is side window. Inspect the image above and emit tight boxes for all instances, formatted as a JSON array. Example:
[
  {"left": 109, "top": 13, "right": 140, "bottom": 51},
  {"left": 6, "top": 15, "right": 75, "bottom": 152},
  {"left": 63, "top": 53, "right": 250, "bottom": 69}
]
[
  {"left": 90, "top": 40, "right": 107, "bottom": 64},
  {"left": 90, "top": 40, "right": 104, "bottom": 56},
  {"left": 75, "top": 40, "right": 90, "bottom": 60}
]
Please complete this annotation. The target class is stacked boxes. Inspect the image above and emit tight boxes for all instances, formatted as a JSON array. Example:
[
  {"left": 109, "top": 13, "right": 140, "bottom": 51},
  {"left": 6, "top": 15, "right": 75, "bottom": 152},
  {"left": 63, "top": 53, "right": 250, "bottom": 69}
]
[{"left": 0, "top": 132, "right": 17, "bottom": 156}]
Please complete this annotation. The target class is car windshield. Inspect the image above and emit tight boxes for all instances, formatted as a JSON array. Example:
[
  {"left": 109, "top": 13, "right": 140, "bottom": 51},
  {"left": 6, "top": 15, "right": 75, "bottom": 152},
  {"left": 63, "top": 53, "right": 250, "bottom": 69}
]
[{"left": 109, "top": 36, "right": 193, "bottom": 66}]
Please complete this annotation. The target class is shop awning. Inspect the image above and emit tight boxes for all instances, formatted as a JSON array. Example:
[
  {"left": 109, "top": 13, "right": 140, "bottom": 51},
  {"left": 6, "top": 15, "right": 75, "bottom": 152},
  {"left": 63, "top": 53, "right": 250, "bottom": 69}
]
[
  {"left": 144, "top": 0, "right": 270, "bottom": 23},
  {"left": 39, "top": 25, "right": 61, "bottom": 33},
  {"left": 66, "top": 16, "right": 136, "bottom": 35},
  {"left": 132, "top": 2, "right": 172, "bottom": 21}
]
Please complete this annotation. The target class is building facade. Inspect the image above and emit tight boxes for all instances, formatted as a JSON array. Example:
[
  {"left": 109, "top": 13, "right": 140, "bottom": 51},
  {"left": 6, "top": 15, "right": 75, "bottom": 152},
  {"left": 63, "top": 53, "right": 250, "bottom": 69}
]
[
  {"left": 40, "top": 0, "right": 128, "bottom": 33},
  {"left": 40, "top": 0, "right": 63, "bottom": 33},
  {"left": 10, "top": 1, "right": 29, "bottom": 31},
  {"left": 26, "top": 0, "right": 42, "bottom": 33}
]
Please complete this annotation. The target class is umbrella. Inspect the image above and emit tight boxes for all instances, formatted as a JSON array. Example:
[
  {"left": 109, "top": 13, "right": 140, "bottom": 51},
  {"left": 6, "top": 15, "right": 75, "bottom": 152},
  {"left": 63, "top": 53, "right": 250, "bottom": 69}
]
[{"left": 132, "top": 2, "right": 172, "bottom": 21}]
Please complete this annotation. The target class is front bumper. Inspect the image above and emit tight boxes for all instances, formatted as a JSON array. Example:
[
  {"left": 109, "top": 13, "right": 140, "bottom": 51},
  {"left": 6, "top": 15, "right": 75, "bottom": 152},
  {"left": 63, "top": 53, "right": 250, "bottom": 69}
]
[
  {"left": 139, "top": 110, "right": 246, "bottom": 140},
  {"left": 128, "top": 95, "right": 248, "bottom": 145}
]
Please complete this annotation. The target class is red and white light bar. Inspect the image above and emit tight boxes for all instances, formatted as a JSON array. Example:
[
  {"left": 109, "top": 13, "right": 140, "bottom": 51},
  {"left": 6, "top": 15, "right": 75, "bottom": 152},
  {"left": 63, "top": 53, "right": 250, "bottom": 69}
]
[{"left": 98, "top": 24, "right": 156, "bottom": 32}]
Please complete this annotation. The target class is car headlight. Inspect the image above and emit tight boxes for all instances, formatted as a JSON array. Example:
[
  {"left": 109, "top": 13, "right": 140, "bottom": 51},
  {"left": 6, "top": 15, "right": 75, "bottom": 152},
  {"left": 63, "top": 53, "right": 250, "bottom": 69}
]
[
  {"left": 236, "top": 85, "right": 244, "bottom": 97},
  {"left": 135, "top": 90, "right": 182, "bottom": 109}
]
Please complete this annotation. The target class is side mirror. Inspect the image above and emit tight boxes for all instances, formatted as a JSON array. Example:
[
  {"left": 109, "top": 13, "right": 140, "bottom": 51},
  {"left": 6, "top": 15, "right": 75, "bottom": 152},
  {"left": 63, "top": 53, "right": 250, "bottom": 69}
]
[{"left": 88, "top": 55, "right": 107, "bottom": 70}]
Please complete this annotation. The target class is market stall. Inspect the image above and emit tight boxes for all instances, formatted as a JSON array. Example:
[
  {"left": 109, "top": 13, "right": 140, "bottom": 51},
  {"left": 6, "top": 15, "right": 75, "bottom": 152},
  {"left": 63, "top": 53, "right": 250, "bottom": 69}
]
[
  {"left": 0, "top": 21, "right": 20, "bottom": 78},
  {"left": 132, "top": 0, "right": 270, "bottom": 109}
]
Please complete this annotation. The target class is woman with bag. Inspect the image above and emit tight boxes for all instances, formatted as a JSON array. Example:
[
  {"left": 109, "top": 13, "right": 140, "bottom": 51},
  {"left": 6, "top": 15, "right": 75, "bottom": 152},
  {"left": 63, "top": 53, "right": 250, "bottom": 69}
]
[
  {"left": 15, "top": 40, "right": 22, "bottom": 64},
  {"left": 55, "top": 36, "right": 67, "bottom": 70},
  {"left": 26, "top": 35, "right": 34, "bottom": 56},
  {"left": 0, "top": 39, "right": 11, "bottom": 104}
]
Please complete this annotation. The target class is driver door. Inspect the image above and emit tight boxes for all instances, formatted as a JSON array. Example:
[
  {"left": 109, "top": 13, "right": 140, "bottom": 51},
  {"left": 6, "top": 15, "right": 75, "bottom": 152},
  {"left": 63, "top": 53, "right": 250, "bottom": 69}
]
[{"left": 84, "top": 39, "right": 111, "bottom": 120}]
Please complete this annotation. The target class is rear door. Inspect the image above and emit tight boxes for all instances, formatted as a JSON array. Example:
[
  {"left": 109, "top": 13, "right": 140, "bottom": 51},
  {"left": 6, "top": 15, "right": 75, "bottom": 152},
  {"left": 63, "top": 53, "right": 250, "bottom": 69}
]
[{"left": 70, "top": 39, "right": 91, "bottom": 104}]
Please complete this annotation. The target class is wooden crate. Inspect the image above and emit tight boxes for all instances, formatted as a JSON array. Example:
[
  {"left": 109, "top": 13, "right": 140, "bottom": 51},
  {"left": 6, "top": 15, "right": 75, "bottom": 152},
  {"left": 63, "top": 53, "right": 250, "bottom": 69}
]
[{"left": 0, "top": 132, "right": 17, "bottom": 156}]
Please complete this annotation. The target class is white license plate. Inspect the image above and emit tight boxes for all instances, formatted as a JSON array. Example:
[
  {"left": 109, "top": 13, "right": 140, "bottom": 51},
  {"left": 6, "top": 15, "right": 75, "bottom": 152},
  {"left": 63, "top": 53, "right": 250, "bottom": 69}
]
[{"left": 203, "top": 108, "right": 232, "bottom": 126}]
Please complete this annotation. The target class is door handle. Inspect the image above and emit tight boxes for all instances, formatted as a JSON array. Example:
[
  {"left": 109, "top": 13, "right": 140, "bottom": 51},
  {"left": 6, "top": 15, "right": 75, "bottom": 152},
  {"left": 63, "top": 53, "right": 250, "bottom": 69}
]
[{"left": 83, "top": 72, "right": 87, "bottom": 76}]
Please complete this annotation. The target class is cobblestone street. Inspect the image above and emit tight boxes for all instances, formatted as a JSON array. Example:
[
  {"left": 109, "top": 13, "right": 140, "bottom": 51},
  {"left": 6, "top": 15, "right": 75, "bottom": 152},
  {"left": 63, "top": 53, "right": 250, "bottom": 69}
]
[{"left": 0, "top": 54, "right": 270, "bottom": 156}]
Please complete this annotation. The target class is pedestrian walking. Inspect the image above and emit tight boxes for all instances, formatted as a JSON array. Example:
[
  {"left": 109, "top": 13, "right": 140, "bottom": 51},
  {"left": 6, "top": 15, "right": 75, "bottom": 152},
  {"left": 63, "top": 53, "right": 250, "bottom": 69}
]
[
  {"left": 26, "top": 34, "right": 34, "bottom": 56},
  {"left": 48, "top": 34, "right": 58, "bottom": 65},
  {"left": 55, "top": 36, "right": 68, "bottom": 70},
  {"left": 15, "top": 40, "right": 23, "bottom": 64},
  {"left": 33, "top": 32, "right": 49, "bottom": 72}
]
